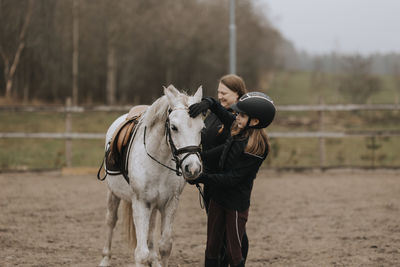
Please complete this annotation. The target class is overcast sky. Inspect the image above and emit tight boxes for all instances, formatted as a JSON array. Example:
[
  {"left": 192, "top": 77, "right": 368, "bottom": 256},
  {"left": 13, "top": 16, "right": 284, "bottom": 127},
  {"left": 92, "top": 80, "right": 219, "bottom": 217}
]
[{"left": 256, "top": 0, "right": 400, "bottom": 55}]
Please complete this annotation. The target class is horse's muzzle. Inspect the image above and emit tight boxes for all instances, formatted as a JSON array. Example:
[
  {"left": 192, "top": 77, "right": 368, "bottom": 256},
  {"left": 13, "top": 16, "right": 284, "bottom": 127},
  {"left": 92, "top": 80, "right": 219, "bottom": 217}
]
[{"left": 182, "top": 161, "right": 202, "bottom": 180}]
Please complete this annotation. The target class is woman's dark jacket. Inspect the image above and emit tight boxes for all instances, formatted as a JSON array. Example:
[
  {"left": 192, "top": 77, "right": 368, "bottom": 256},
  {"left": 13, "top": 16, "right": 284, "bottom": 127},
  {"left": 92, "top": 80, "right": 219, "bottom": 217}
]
[{"left": 201, "top": 97, "right": 268, "bottom": 212}]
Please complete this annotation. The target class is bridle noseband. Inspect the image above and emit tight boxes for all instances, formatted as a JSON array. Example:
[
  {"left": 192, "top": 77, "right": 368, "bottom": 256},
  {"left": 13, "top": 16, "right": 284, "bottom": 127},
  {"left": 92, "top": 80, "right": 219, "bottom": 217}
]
[{"left": 144, "top": 108, "right": 201, "bottom": 176}]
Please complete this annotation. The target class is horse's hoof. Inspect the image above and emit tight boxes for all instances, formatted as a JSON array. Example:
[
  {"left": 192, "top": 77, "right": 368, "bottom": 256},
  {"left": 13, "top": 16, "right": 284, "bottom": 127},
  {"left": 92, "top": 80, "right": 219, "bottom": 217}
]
[{"left": 99, "top": 257, "right": 110, "bottom": 267}]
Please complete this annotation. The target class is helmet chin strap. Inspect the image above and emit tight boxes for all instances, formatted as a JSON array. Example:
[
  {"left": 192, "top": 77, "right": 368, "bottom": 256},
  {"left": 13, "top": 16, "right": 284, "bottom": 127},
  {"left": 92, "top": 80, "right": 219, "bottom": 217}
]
[
  {"left": 240, "top": 115, "right": 258, "bottom": 131},
  {"left": 244, "top": 116, "right": 252, "bottom": 130}
]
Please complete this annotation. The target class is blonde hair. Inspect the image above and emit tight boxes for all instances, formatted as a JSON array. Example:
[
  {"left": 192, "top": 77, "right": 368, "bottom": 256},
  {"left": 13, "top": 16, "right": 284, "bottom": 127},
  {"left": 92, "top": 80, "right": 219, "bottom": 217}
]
[{"left": 231, "top": 122, "right": 269, "bottom": 156}]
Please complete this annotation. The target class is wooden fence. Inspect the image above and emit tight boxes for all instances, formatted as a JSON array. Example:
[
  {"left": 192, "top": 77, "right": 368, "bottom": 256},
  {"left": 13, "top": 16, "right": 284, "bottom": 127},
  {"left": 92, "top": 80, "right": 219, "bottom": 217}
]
[{"left": 1, "top": 100, "right": 400, "bottom": 168}]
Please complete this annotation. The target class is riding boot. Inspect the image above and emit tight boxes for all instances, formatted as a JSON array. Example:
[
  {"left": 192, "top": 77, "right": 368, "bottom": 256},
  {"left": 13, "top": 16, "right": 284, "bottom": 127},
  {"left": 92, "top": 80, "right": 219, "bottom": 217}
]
[
  {"left": 219, "top": 244, "right": 229, "bottom": 267},
  {"left": 204, "top": 257, "right": 219, "bottom": 267},
  {"left": 241, "top": 232, "right": 249, "bottom": 262},
  {"left": 233, "top": 258, "right": 245, "bottom": 267}
]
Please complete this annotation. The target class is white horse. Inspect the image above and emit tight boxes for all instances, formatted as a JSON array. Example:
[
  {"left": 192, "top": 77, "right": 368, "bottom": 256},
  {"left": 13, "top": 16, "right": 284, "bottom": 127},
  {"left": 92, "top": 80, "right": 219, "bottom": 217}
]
[{"left": 99, "top": 85, "right": 204, "bottom": 267}]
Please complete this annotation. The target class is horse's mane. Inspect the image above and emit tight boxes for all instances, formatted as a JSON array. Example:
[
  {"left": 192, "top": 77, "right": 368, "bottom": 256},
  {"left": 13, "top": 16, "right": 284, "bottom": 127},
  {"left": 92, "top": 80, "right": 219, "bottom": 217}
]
[
  {"left": 143, "top": 96, "right": 169, "bottom": 128},
  {"left": 143, "top": 92, "right": 189, "bottom": 128}
]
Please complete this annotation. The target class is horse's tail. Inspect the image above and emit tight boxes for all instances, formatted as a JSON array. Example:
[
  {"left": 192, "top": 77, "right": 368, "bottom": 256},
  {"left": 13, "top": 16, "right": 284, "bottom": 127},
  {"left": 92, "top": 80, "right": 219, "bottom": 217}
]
[{"left": 121, "top": 200, "right": 137, "bottom": 250}]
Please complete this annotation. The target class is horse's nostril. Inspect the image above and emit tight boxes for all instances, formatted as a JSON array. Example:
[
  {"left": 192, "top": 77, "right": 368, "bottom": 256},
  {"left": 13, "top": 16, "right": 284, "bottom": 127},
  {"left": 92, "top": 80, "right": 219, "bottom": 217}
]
[{"left": 185, "top": 165, "right": 190, "bottom": 173}]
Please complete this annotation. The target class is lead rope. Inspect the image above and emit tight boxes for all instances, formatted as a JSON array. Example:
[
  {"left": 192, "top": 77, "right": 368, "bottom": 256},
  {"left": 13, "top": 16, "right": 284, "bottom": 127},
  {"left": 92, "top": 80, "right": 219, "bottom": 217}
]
[{"left": 195, "top": 183, "right": 205, "bottom": 210}]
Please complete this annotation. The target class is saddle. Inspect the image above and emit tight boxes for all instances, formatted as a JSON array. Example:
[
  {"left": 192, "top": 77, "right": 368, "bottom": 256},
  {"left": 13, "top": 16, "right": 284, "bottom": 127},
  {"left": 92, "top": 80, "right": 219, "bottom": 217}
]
[{"left": 103, "top": 105, "right": 148, "bottom": 183}]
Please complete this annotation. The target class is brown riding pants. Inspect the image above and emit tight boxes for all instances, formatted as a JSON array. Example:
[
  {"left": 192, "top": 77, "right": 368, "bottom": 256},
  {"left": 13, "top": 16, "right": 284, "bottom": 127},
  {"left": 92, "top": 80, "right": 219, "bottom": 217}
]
[{"left": 206, "top": 199, "right": 249, "bottom": 266}]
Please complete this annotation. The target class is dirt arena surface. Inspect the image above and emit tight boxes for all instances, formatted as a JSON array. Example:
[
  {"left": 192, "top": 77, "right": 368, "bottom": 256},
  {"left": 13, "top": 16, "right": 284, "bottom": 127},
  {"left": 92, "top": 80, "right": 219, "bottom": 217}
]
[{"left": 1, "top": 169, "right": 399, "bottom": 267}]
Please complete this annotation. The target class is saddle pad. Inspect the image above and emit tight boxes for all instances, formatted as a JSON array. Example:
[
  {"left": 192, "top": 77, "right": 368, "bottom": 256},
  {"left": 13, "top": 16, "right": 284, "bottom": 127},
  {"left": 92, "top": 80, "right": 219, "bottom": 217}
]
[
  {"left": 105, "top": 105, "right": 148, "bottom": 175},
  {"left": 127, "top": 105, "right": 148, "bottom": 120}
]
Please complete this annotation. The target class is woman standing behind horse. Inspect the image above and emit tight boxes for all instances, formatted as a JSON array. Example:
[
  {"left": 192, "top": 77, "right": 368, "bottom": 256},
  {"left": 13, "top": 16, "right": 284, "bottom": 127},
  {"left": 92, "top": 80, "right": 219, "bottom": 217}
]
[
  {"left": 189, "top": 91, "right": 276, "bottom": 267},
  {"left": 193, "top": 74, "right": 248, "bottom": 265},
  {"left": 201, "top": 75, "right": 247, "bottom": 208}
]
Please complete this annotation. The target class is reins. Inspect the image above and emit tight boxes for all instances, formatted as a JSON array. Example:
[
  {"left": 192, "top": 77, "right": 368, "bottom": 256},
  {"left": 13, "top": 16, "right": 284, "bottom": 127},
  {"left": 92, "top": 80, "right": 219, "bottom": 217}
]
[
  {"left": 143, "top": 108, "right": 201, "bottom": 176},
  {"left": 143, "top": 125, "right": 183, "bottom": 175}
]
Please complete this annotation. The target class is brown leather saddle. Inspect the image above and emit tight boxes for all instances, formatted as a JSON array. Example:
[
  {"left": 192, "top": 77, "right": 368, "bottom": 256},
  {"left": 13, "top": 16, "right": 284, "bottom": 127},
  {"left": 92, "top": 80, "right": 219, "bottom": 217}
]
[{"left": 100, "top": 105, "right": 148, "bottom": 183}]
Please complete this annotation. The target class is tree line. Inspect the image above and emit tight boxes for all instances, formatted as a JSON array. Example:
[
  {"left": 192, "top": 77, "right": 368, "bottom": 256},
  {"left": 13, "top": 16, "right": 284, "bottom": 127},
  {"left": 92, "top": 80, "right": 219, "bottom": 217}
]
[
  {"left": 0, "top": 0, "right": 281, "bottom": 105},
  {"left": 278, "top": 41, "right": 400, "bottom": 104}
]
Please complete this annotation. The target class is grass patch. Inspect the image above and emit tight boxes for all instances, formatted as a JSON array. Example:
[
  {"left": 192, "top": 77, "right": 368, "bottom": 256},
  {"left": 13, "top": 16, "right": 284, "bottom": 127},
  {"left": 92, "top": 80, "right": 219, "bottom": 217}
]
[
  {"left": 0, "top": 139, "right": 65, "bottom": 170},
  {"left": 1, "top": 71, "right": 400, "bottom": 170},
  {"left": 265, "top": 136, "right": 400, "bottom": 168},
  {"left": 267, "top": 71, "right": 399, "bottom": 105}
]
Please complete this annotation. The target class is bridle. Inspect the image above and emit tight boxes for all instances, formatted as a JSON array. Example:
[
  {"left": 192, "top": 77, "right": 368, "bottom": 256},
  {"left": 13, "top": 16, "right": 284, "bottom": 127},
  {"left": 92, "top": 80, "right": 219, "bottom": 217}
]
[{"left": 143, "top": 108, "right": 201, "bottom": 176}]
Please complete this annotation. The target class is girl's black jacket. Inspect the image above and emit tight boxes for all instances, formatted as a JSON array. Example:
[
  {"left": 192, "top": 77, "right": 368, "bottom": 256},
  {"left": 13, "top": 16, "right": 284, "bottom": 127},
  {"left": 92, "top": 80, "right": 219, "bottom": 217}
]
[
  {"left": 200, "top": 106, "right": 231, "bottom": 210},
  {"left": 200, "top": 97, "right": 268, "bottom": 212},
  {"left": 201, "top": 111, "right": 231, "bottom": 173}
]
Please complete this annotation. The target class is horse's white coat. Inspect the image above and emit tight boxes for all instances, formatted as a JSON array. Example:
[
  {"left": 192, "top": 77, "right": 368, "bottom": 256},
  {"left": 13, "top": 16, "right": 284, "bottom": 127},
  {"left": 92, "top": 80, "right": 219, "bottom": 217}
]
[{"left": 99, "top": 85, "right": 204, "bottom": 267}]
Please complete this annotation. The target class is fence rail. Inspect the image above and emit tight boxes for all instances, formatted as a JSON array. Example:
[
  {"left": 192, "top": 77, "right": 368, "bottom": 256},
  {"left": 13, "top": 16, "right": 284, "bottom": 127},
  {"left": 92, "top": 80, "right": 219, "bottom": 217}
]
[
  {"left": 1, "top": 102, "right": 400, "bottom": 169},
  {"left": 1, "top": 130, "right": 400, "bottom": 140},
  {"left": 2, "top": 103, "right": 400, "bottom": 112}
]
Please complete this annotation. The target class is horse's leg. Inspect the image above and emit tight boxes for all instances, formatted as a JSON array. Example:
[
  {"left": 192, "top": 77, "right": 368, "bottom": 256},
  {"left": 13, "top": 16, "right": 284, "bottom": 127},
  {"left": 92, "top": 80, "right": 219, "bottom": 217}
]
[
  {"left": 132, "top": 198, "right": 152, "bottom": 266},
  {"left": 99, "top": 190, "right": 121, "bottom": 267},
  {"left": 159, "top": 197, "right": 179, "bottom": 267},
  {"left": 148, "top": 209, "right": 161, "bottom": 267}
]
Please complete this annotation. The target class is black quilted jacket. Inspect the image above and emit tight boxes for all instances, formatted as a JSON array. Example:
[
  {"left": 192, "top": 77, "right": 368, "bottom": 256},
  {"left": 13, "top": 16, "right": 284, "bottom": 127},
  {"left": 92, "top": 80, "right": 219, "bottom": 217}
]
[{"left": 201, "top": 98, "right": 268, "bottom": 211}]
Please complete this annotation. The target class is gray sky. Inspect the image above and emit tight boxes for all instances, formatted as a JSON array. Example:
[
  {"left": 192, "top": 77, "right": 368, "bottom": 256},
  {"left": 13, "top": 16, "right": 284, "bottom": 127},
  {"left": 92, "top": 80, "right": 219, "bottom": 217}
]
[{"left": 256, "top": 0, "right": 400, "bottom": 55}]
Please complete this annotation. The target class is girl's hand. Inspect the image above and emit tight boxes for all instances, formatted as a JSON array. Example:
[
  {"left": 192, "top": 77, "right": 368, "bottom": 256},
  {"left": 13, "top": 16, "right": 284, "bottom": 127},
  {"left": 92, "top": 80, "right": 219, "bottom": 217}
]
[
  {"left": 187, "top": 173, "right": 208, "bottom": 184},
  {"left": 188, "top": 99, "right": 211, "bottom": 117}
]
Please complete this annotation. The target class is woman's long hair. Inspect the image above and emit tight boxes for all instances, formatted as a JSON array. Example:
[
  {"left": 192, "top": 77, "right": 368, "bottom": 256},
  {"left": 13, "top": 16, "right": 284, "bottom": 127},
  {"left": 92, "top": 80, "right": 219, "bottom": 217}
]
[{"left": 231, "top": 122, "right": 270, "bottom": 156}]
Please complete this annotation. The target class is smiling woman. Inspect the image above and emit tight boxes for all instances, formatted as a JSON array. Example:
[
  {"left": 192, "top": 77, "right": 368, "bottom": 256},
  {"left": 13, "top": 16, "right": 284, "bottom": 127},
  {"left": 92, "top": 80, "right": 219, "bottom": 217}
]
[
  {"left": 217, "top": 83, "right": 239, "bottom": 109},
  {"left": 217, "top": 74, "right": 247, "bottom": 109}
]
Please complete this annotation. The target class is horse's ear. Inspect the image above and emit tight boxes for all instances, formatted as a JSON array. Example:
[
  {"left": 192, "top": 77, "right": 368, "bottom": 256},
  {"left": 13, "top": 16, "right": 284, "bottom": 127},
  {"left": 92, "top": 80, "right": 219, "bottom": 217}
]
[
  {"left": 193, "top": 86, "right": 203, "bottom": 103},
  {"left": 164, "top": 84, "right": 180, "bottom": 108}
]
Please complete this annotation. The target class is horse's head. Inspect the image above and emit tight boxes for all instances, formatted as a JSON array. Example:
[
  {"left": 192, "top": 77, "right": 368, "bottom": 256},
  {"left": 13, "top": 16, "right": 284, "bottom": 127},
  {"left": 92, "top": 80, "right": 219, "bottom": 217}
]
[{"left": 164, "top": 85, "right": 204, "bottom": 180}]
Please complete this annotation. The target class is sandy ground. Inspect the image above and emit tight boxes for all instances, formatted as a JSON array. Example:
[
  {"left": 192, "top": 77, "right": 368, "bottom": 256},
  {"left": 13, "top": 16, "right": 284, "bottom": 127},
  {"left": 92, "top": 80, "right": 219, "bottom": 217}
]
[{"left": 0, "top": 169, "right": 399, "bottom": 267}]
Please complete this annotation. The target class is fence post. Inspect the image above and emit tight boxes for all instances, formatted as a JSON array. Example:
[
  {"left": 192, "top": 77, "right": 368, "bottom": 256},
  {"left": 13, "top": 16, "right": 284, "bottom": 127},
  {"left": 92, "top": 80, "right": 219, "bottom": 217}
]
[
  {"left": 318, "top": 100, "right": 326, "bottom": 169},
  {"left": 65, "top": 98, "right": 72, "bottom": 167}
]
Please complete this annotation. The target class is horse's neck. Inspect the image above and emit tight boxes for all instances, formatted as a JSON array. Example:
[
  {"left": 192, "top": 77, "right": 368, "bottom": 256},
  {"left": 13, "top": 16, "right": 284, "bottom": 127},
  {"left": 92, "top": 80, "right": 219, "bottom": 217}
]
[
  {"left": 135, "top": 96, "right": 174, "bottom": 165},
  {"left": 141, "top": 119, "right": 171, "bottom": 159}
]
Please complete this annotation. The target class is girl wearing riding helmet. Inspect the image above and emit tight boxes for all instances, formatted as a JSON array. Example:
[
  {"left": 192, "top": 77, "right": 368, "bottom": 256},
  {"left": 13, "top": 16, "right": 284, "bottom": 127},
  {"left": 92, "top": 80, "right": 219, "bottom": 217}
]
[
  {"left": 201, "top": 74, "right": 247, "bottom": 205},
  {"left": 189, "top": 92, "right": 276, "bottom": 267}
]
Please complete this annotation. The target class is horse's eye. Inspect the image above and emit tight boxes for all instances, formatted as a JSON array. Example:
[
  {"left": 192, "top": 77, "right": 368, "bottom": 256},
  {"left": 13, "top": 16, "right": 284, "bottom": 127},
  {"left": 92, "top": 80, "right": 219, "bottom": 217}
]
[{"left": 171, "top": 125, "right": 178, "bottom": 132}]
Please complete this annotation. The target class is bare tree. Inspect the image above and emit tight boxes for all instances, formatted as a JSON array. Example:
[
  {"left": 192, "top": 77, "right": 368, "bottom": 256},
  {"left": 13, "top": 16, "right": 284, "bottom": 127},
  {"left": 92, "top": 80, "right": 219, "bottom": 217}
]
[
  {"left": 105, "top": 0, "right": 119, "bottom": 105},
  {"left": 338, "top": 55, "right": 382, "bottom": 104},
  {"left": 392, "top": 62, "right": 400, "bottom": 104},
  {"left": 72, "top": 0, "right": 79, "bottom": 105},
  {"left": 0, "top": 0, "right": 281, "bottom": 104},
  {"left": 0, "top": 0, "right": 33, "bottom": 100},
  {"left": 311, "top": 58, "right": 327, "bottom": 103}
]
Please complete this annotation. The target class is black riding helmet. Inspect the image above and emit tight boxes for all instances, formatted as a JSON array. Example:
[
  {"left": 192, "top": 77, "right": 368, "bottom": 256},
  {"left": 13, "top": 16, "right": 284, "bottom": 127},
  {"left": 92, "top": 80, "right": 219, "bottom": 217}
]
[{"left": 230, "top": 92, "right": 276, "bottom": 128}]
